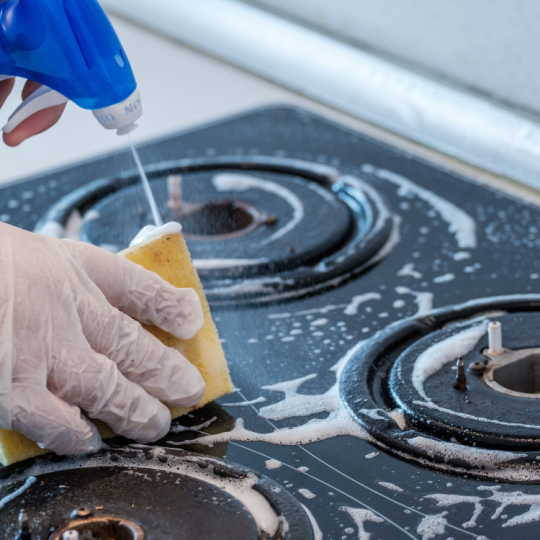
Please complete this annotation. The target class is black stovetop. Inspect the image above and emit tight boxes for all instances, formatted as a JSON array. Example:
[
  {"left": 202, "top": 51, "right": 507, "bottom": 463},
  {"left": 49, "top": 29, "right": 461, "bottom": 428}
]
[{"left": 2, "top": 106, "right": 540, "bottom": 539}]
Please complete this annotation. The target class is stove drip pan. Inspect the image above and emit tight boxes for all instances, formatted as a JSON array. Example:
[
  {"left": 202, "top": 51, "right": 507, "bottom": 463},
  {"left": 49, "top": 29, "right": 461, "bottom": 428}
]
[
  {"left": 340, "top": 295, "right": 540, "bottom": 482},
  {"left": 35, "top": 157, "right": 394, "bottom": 305},
  {"left": 0, "top": 446, "right": 313, "bottom": 540}
]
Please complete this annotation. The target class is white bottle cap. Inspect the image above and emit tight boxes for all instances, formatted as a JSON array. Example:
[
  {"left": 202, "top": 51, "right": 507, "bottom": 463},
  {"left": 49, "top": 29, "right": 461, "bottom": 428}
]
[{"left": 92, "top": 87, "right": 142, "bottom": 136}]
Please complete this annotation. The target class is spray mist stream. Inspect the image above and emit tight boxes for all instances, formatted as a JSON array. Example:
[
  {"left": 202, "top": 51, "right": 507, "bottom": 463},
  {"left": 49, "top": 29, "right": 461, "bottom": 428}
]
[{"left": 129, "top": 134, "right": 163, "bottom": 227}]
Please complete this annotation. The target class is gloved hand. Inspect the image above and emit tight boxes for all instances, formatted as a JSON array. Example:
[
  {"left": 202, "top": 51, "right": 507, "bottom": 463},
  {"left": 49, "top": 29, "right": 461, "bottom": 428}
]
[
  {"left": 0, "top": 222, "right": 206, "bottom": 455},
  {"left": 1, "top": 79, "right": 67, "bottom": 146}
]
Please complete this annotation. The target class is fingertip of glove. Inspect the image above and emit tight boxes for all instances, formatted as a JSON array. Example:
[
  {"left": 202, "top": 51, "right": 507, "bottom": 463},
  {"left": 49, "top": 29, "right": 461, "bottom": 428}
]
[
  {"left": 166, "top": 366, "right": 206, "bottom": 408},
  {"left": 132, "top": 402, "right": 171, "bottom": 444}
]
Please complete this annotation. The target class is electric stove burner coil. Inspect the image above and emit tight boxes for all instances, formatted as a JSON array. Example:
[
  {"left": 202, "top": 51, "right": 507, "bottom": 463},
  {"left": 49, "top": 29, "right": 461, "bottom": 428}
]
[
  {"left": 0, "top": 447, "right": 313, "bottom": 540},
  {"left": 340, "top": 295, "right": 540, "bottom": 483},
  {"left": 35, "top": 156, "right": 393, "bottom": 306}
]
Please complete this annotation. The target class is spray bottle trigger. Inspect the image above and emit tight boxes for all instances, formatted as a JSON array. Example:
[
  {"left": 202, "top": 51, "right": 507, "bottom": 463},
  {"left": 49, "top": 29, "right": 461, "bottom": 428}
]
[{"left": 2, "top": 85, "right": 69, "bottom": 134}]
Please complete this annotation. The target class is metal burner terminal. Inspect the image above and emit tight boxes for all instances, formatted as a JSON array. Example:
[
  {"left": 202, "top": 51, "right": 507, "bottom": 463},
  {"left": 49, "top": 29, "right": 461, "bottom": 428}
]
[{"left": 51, "top": 515, "right": 144, "bottom": 540}]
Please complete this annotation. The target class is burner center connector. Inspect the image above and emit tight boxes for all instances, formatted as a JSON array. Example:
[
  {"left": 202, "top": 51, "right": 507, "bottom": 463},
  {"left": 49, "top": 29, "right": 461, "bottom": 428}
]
[
  {"left": 52, "top": 516, "right": 144, "bottom": 540},
  {"left": 484, "top": 348, "right": 540, "bottom": 399}
]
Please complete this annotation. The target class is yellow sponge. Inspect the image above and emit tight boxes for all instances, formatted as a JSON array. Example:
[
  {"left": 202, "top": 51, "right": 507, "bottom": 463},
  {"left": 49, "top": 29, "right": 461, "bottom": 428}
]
[
  {"left": 119, "top": 232, "right": 234, "bottom": 418},
  {"left": 0, "top": 233, "right": 233, "bottom": 466}
]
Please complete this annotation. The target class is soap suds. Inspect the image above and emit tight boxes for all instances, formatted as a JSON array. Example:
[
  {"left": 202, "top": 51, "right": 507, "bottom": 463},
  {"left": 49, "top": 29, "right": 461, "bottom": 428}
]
[
  {"left": 175, "top": 342, "right": 375, "bottom": 447},
  {"left": 362, "top": 164, "right": 477, "bottom": 249},
  {"left": 344, "top": 293, "right": 382, "bottom": 315},
  {"left": 265, "top": 459, "right": 283, "bottom": 470},
  {"left": 365, "top": 452, "right": 380, "bottom": 459},
  {"left": 341, "top": 506, "right": 384, "bottom": 540},
  {"left": 129, "top": 222, "right": 182, "bottom": 247},
  {"left": 378, "top": 482, "right": 403, "bottom": 492},
  {"left": 416, "top": 512, "right": 448, "bottom": 540},
  {"left": 426, "top": 485, "right": 540, "bottom": 529},
  {"left": 194, "top": 258, "right": 269, "bottom": 269},
  {"left": 433, "top": 273, "right": 455, "bottom": 283},
  {"left": 223, "top": 397, "right": 267, "bottom": 407},
  {"left": 395, "top": 286, "right": 434, "bottom": 315},
  {"left": 268, "top": 292, "right": 380, "bottom": 319},
  {"left": 298, "top": 488, "right": 316, "bottom": 499},
  {"left": 397, "top": 263, "right": 422, "bottom": 279},
  {"left": 170, "top": 417, "right": 217, "bottom": 434},
  {"left": 425, "top": 494, "right": 484, "bottom": 528},
  {"left": 0, "top": 476, "right": 36, "bottom": 510},
  {"left": 213, "top": 173, "right": 304, "bottom": 244}
]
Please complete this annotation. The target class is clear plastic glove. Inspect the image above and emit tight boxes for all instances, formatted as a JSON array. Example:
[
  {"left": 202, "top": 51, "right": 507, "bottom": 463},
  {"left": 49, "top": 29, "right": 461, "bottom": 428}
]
[{"left": 0, "top": 222, "right": 206, "bottom": 455}]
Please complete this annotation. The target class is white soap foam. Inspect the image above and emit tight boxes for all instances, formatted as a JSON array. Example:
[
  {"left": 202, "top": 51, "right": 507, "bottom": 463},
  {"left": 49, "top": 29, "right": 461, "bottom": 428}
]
[
  {"left": 297, "top": 466, "right": 309, "bottom": 473},
  {"left": 362, "top": 164, "right": 477, "bottom": 249},
  {"left": 169, "top": 416, "right": 217, "bottom": 434},
  {"left": 311, "top": 318, "right": 328, "bottom": 327},
  {"left": 365, "top": 452, "right": 380, "bottom": 459},
  {"left": 426, "top": 485, "right": 540, "bottom": 528},
  {"left": 395, "top": 287, "right": 434, "bottom": 315},
  {"left": 265, "top": 459, "right": 283, "bottom": 470},
  {"left": 453, "top": 251, "right": 471, "bottom": 260},
  {"left": 213, "top": 173, "right": 304, "bottom": 244},
  {"left": 267, "top": 292, "right": 380, "bottom": 319},
  {"left": 344, "top": 293, "right": 382, "bottom": 315},
  {"left": 194, "top": 258, "right": 269, "bottom": 269},
  {"left": 298, "top": 488, "right": 316, "bottom": 499},
  {"left": 207, "top": 277, "right": 295, "bottom": 296},
  {"left": 416, "top": 511, "right": 448, "bottom": 540},
  {"left": 129, "top": 222, "right": 182, "bottom": 247},
  {"left": 433, "top": 273, "right": 455, "bottom": 283},
  {"left": 172, "top": 330, "right": 538, "bottom": 480},
  {"left": 424, "top": 493, "right": 484, "bottom": 528},
  {"left": 378, "top": 482, "right": 403, "bottom": 492},
  {"left": 223, "top": 397, "right": 267, "bottom": 407},
  {"left": 397, "top": 263, "right": 422, "bottom": 279},
  {"left": 340, "top": 506, "right": 384, "bottom": 540},
  {"left": 0, "top": 476, "right": 36, "bottom": 510}
]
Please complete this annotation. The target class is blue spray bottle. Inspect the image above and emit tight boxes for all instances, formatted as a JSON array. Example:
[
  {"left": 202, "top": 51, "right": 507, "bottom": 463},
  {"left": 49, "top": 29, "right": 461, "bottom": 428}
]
[{"left": 0, "top": 0, "right": 142, "bottom": 136}]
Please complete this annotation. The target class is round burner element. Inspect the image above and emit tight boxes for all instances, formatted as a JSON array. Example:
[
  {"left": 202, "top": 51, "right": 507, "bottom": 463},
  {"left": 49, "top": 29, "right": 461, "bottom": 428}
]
[
  {"left": 340, "top": 295, "right": 540, "bottom": 482},
  {"left": 36, "top": 156, "right": 394, "bottom": 306},
  {"left": 179, "top": 200, "right": 263, "bottom": 239},
  {"left": 0, "top": 447, "right": 313, "bottom": 540}
]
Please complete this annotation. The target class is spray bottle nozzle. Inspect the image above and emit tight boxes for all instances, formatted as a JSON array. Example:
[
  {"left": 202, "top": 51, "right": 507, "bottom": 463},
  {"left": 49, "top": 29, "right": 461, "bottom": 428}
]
[{"left": 92, "top": 87, "right": 142, "bottom": 136}]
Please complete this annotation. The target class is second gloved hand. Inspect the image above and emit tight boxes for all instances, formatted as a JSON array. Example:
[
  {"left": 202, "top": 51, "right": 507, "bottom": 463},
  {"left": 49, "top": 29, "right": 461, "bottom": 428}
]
[{"left": 0, "top": 223, "right": 206, "bottom": 455}]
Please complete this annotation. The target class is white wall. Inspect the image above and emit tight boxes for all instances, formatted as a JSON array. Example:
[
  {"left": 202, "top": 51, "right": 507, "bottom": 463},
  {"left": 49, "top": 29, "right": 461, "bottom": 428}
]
[{"left": 247, "top": 0, "right": 540, "bottom": 116}]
